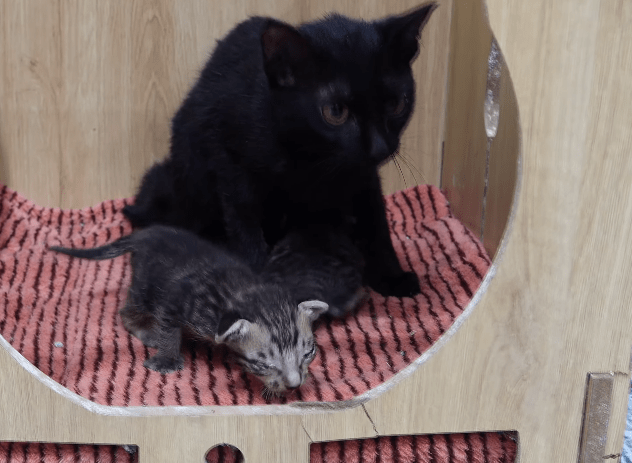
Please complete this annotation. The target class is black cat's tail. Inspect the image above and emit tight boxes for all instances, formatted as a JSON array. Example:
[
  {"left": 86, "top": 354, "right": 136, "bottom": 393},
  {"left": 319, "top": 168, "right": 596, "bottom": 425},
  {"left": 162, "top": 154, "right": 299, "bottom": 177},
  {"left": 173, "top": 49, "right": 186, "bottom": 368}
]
[{"left": 49, "top": 235, "right": 135, "bottom": 260}]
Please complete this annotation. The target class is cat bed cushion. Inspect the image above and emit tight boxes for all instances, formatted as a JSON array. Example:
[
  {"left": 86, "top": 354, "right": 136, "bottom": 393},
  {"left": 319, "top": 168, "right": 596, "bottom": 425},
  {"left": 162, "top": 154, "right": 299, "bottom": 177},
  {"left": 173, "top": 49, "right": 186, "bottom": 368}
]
[
  {"left": 309, "top": 432, "right": 517, "bottom": 463},
  {"left": 0, "top": 183, "right": 490, "bottom": 406},
  {"left": 0, "top": 432, "right": 518, "bottom": 463}
]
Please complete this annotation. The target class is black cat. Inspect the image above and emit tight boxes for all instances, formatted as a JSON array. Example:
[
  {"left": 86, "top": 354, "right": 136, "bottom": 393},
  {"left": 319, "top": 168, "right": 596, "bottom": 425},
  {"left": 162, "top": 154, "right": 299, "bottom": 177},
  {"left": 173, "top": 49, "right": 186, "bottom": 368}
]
[{"left": 123, "top": 4, "right": 437, "bottom": 297}]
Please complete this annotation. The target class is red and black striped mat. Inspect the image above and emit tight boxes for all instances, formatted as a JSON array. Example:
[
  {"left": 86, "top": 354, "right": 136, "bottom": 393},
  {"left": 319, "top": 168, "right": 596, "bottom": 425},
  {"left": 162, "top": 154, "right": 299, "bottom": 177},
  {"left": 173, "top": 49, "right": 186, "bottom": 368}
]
[
  {"left": 0, "top": 183, "right": 490, "bottom": 406},
  {"left": 0, "top": 432, "right": 518, "bottom": 462},
  {"left": 0, "top": 183, "right": 508, "bottom": 462}
]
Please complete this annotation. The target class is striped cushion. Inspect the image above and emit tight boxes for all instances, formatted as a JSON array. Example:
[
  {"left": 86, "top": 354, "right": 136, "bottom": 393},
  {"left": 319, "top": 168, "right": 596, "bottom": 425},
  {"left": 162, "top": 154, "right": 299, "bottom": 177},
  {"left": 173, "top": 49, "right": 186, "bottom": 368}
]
[
  {"left": 0, "top": 443, "right": 136, "bottom": 463},
  {"left": 308, "top": 433, "right": 518, "bottom": 463},
  {"left": 0, "top": 432, "right": 518, "bottom": 463},
  {"left": 0, "top": 183, "right": 490, "bottom": 406}
]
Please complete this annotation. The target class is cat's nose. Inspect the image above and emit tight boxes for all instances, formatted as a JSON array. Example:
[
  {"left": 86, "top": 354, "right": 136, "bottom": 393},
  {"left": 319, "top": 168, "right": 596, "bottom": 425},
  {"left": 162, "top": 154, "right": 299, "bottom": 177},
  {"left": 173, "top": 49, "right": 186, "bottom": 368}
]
[
  {"left": 284, "top": 371, "right": 302, "bottom": 389},
  {"left": 368, "top": 129, "right": 389, "bottom": 163}
]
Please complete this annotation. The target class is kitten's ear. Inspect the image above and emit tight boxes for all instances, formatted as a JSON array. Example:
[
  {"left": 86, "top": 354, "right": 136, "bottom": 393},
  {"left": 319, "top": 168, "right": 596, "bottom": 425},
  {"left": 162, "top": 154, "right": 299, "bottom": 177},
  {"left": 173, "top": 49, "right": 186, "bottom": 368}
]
[
  {"left": 215, "top": 313, "right": 252, "bottom": 344},
  {"left": 379, "top": 2, "right": 438, "bottom": 65},
  {"left": 261, "top": 19, "right": 314, "bottom": 87},
  {"left": 298, "top": 300, "right": 329, "bottom": 322}
]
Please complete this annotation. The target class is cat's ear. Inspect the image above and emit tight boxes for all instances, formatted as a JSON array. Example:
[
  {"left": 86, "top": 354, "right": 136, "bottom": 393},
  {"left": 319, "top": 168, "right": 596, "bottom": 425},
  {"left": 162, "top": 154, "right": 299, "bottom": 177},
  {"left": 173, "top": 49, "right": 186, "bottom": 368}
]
[
  {"left": 298, "top": 300, "right": 329, "bottom": 322},
  {"left": 261, "top": 19, "right": 314, "bottom": 88},
  {"left": 379, "top": 2, "right": 438, "bottom": 65},
  {"left": 215, "top": 312, "right": 252, "bottom": 344}
]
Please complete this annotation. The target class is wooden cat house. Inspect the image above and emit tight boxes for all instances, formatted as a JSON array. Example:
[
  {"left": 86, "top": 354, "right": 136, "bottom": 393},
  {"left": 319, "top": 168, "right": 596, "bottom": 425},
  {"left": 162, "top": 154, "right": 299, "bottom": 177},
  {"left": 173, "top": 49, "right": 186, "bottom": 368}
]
[{"left": 1, "top": 0, "right": 631, "bottom": 462}]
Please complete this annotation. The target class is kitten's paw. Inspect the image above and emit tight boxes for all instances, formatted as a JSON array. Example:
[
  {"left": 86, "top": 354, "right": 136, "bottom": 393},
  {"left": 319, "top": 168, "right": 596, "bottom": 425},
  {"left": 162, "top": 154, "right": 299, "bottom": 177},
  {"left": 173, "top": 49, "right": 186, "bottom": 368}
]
[
  {"left": 144, "top": 355, "right": 184, "bottom": 374},
  {"left": 135, "top": 329, "right": 161, "bottom": 349},
  {"left": 370, "top": 271, "right": 421, "bottom": 298}
]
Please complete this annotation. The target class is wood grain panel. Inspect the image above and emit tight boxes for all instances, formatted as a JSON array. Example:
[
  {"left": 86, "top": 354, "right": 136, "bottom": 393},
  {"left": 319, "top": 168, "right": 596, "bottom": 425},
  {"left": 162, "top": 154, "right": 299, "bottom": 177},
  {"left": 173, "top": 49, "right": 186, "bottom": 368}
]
[
  {"left": 94, "top": 2, "right": 134, "bottom": 205},
  {"left": 57, "top": 1, "right": 100, "bottom": 208},
  {"left": 128, "top": 0, "right": 177, "bottom": 187},
  {"left": 565, "top": 0, "right": 632, "bottom": 453},
  {"left": 0, "top": 0, "right": 449, "bottom": 206},
  {"left": 440, "top": 0, "right": 491, "bottom": 238},
  {"left": 0, "top": 1, "right": 65, "bottom": 206},
  {"left": 364, "top": 2, "right": 632, "bottom": 463}
]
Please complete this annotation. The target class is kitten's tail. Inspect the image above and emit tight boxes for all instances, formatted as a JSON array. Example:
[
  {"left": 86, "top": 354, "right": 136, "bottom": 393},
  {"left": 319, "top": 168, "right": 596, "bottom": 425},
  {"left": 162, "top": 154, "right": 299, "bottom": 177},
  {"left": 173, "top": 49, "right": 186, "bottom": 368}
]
[{"left": 49, "top": 235, "right": 135, "bottom": 260}]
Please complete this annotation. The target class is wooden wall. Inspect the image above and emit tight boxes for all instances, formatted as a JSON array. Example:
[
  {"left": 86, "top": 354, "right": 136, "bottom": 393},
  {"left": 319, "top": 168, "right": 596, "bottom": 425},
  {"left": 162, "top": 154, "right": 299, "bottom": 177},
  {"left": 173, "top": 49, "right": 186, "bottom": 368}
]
[{"left": 0, "top": 0, "right": 452, "bottom": 208}]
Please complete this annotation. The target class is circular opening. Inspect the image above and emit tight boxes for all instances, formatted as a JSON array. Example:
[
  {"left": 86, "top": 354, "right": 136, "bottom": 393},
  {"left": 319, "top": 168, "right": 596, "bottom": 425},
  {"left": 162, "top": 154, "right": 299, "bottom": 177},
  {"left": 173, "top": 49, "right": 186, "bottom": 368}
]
[
  {"left": 0, "top": 180, "right": 496, "bottom": 409},
  {"left": 205, "top": 444, "right": 244, "bottom": 463},
  {"left": 0, "top": 1, "right": 521, "bottom": 415}
]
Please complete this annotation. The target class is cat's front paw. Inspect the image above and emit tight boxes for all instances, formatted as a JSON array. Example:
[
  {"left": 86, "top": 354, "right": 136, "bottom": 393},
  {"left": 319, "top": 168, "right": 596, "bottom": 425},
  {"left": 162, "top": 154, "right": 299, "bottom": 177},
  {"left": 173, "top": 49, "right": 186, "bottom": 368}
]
[
  {"left": 370, "top": 271, "right": 421, "bottom": 298},
  {"left": 144, "top": 355, "right": 184, "bottom": 374}
]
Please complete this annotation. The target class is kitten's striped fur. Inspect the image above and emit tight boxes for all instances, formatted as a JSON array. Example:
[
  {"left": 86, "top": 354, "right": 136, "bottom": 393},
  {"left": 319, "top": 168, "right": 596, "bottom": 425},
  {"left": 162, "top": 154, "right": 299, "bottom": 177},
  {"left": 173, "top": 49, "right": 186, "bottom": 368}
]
[{"left": 49, "top": 225, "right": 327, "bottom": 394}]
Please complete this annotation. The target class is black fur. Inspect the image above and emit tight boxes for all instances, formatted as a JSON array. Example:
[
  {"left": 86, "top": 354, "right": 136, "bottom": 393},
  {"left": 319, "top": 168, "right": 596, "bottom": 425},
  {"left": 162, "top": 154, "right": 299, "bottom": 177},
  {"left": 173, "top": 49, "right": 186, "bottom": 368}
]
[
  {"left": 123, "top": 4, "right": 438, "bottom": 297},
  {"left": 263, "top": 226, "right": 366, "bottom": 318}
]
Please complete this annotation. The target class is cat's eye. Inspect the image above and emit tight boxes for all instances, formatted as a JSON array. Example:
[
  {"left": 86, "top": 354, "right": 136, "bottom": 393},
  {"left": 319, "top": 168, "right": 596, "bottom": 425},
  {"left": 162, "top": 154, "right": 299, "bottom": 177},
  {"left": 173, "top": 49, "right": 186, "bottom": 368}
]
[
  {"left": 388, "top": 96, "right": 407, "bottom": 117},
  {"left": 322, "top": 103, "right": 349, "bottom": 126},
  {"left": 242, "top": 358, "right": 271, "bottom": 373},
  {"left": 304, "top": 345, "right": 317, "bottom": 360}
]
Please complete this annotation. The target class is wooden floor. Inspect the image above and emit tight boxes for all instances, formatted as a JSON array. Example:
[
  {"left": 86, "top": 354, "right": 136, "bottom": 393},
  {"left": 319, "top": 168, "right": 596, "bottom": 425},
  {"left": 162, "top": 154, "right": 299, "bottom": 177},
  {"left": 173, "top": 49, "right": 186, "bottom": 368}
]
[{"left": 0, "top": 1, "right": 631, "bottom": 462}]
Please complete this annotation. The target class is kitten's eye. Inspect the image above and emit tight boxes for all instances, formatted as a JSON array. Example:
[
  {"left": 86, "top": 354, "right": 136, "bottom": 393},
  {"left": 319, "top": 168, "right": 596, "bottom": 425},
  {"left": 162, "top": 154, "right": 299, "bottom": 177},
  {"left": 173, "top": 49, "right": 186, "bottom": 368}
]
[
  {"left": 303, "top": 345, "right": 317, "bottom": 360},
  {"left": 388, "top": 96, "right": 407, "bottom": 117},
  {"left": 322, "top": 103, "right": 349, "bottom": 126},
  {"left": 242, "top": 358, "right": 271, "bottom": 373}
]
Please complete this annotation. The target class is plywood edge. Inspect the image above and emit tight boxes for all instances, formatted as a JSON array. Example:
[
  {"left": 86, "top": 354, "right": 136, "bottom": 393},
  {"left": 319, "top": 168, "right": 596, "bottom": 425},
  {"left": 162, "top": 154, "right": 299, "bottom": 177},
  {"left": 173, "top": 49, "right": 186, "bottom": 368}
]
[{"left": 483, "top": 50, "right": 522, "bottom": 259}]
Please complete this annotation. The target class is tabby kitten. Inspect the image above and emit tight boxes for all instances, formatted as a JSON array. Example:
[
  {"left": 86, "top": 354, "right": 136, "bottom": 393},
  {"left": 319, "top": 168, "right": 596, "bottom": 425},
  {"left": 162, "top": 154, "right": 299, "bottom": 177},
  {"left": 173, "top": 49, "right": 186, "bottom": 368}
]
[
  {"left": 264, "top": 225, "right": 366, "bottom": 318},
  {"left": 50, "top": 225, "right": 328, "bottom": 394},
  {"left": 122, "top": 4, "right": 437, "bottom": 297}
]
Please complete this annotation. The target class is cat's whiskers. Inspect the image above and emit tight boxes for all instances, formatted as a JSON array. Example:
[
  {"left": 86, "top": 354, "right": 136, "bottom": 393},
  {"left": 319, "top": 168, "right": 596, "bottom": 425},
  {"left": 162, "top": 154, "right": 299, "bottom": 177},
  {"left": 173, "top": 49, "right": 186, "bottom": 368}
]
[
  {"left": 396, "top": 136, "right": 430, "bottom": 184},
  {"left": 388, "top": 153, "right": 409, "bottom": 190},
  {"left": 387, "top": 146, "right": 427, "bottom": 186},
  {"left": 397, "top": 154, "right": 423, "bottom": 186}
]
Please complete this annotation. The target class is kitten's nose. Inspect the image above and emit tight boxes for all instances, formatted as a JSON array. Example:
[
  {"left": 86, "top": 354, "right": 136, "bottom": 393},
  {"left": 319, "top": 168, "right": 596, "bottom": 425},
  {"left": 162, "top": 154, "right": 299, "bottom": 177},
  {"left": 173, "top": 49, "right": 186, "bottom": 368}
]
[
  {"left": 368, "top": 129, "right": 389, "bottom": 163},
  {"left": 284, "top": 371, "right": 302, "bottom": 389}
]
